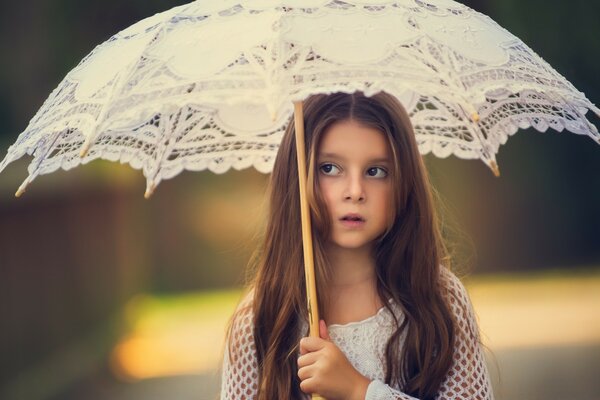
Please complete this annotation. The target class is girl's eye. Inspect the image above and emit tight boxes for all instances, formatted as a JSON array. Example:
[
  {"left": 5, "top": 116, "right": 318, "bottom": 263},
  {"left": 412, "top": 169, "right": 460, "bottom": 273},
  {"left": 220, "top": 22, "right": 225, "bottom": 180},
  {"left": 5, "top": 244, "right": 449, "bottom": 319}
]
[
  {"left": 319, "top": 163, "right": 340, "bottom": 176},
  {"left": 367, "top": 167, "right": 388, "bottom": 178}
]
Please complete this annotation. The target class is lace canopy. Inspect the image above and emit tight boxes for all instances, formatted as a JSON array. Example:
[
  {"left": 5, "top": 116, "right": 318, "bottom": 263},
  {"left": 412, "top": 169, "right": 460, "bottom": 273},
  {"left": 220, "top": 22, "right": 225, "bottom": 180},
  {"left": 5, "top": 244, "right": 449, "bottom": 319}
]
[{"left": 1, "top": 0, "right": 598, "bottom": 196}]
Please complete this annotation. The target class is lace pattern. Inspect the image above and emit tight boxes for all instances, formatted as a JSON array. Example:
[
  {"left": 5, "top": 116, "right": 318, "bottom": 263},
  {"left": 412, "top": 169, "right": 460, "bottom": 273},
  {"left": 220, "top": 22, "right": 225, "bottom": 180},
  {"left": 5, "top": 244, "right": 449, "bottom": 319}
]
[
  {"left": 220, "top": 268, "right": 494, "bottom": 399},
  {"left": 1, "top": 0, "right": 598, "bottom": 194},
  {"left": 221, "top": 303, "right": 260, "bottom": 400}
]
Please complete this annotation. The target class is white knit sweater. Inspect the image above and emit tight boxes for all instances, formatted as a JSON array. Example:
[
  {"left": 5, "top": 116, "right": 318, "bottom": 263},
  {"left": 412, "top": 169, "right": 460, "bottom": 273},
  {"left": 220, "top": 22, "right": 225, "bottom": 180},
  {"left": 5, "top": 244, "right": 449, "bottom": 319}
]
[{"left": 220, "top": 270, "right": 494, "bottom": 399}]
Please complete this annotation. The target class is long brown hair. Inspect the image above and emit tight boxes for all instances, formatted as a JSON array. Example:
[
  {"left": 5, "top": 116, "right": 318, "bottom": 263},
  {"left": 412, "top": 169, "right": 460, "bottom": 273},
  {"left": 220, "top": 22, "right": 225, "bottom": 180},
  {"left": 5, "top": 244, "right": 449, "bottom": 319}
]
[{"left": 229, "top": 92, "right": 456, "bottom": 399}]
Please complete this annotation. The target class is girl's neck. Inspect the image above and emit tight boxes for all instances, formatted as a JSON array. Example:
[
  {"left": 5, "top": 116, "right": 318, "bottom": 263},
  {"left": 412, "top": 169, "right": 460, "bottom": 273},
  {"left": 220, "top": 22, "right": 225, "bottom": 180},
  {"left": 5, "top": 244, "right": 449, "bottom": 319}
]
[
  {"left": 326, "top": 244, "right": 377, "bottom": 287},
  {"left": 323, "top": 243, "right": 383, "bottom": 325}
]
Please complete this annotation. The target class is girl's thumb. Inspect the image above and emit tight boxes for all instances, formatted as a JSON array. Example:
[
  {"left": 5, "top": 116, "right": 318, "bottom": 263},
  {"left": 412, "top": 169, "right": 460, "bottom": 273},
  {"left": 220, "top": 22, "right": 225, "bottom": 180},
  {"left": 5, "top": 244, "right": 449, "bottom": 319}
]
[{"left": 319, "top": 319, "right": 330, "bottom": 341}]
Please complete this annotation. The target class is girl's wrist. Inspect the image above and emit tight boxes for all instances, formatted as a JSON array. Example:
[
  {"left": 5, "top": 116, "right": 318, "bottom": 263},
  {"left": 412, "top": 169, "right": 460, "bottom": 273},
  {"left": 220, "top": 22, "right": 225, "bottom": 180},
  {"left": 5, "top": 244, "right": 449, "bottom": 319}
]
[{"left": 350, "top": 374, "right": 371, "bottom": 400}]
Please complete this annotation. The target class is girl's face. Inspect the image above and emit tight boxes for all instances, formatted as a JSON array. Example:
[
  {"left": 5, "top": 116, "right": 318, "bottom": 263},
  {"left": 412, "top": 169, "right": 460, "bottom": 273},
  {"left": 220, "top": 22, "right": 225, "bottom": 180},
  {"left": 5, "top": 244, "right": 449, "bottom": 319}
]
[{"left": 316, "top": 119, "right": 394, "bottom": 252}]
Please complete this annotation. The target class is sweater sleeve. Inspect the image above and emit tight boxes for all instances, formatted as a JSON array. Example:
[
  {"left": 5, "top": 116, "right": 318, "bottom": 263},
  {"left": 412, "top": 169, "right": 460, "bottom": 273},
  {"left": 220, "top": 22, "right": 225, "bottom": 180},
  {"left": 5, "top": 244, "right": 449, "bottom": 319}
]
[
  {"left": 365, "top": 270, "right": 494, "bottom": 400},
  {"left": 220, "top": 300, "right": 260, "bottom": 400}
]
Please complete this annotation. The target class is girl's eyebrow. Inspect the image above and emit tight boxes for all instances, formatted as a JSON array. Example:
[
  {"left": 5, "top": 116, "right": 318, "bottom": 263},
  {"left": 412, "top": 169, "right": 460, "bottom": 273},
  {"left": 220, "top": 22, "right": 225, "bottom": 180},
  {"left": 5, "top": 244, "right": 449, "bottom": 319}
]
[{"left": 318, "top": 152, "right": 391, "bottom": 164}]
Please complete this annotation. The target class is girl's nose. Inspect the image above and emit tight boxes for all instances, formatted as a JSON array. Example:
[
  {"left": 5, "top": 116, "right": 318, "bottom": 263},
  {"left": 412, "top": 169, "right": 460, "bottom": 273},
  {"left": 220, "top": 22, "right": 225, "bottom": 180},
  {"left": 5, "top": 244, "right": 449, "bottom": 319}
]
[{"left": 344, "top": 173, "right": 365, "bottom": 202}]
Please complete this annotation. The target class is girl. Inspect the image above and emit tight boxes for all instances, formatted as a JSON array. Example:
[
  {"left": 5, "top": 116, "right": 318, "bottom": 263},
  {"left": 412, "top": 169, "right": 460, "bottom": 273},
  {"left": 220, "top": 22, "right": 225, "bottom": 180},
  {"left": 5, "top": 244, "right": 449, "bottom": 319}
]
[{"left": 220, "top": 92, "right": 494, "bottom": 399}]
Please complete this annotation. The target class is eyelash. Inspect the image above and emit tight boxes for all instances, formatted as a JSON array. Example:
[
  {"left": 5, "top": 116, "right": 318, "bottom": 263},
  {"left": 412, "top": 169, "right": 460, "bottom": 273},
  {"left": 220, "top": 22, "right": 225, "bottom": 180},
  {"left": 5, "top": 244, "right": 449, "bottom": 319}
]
[{"left": 319, "top": 163, "right": 388, "bottom": 178}]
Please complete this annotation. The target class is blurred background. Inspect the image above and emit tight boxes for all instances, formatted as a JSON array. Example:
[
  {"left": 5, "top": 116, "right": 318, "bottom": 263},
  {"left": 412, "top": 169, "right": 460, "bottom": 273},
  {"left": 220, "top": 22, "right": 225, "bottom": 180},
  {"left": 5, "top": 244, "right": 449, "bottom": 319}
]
[{"left": 0, "top": 0, "right": 599, "bottom": 399}]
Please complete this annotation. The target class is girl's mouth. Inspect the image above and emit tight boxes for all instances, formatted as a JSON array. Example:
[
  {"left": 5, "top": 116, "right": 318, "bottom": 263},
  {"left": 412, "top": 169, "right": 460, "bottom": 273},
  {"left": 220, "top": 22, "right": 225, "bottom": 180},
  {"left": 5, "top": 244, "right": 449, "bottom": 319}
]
[{"left": 340, "top": 214, "right": 365, "bottom": 228}]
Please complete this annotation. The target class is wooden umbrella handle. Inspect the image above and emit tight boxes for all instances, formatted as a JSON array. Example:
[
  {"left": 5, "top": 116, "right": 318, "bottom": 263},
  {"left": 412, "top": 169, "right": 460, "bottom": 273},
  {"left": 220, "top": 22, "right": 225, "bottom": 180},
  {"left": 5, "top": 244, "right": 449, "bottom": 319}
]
[{"left": 293, "top": 101, "right": 325, "bottom": 400}]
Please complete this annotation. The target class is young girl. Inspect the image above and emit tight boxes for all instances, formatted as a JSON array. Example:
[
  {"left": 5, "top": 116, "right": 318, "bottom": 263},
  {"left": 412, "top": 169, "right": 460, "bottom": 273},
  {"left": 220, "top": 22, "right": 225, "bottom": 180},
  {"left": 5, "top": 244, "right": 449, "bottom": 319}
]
[{"left": 220, "top": 92, "right": 494, "bottom": 400}]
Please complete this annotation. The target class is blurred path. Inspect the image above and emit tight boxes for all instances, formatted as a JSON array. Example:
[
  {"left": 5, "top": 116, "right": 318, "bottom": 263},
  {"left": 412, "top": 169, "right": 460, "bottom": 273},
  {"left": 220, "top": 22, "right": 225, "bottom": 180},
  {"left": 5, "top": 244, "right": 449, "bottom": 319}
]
[
  {"left": 467, "top": 271, "right": 600, "bottom": 349},
  {"left": 55, "top": 345, "right": 600, "bottom": 400},
  {"left": 490, "top": 344, "right": 600, "bottom": 400},
  {"left": 467, "top": 271, "right": 600, "bottom": 399},
  {"left": 42, "top": 270, "right": 600, "bottom": 400},
  {"left": 51, "top": 373, "right": 220, "bottom": 400}
]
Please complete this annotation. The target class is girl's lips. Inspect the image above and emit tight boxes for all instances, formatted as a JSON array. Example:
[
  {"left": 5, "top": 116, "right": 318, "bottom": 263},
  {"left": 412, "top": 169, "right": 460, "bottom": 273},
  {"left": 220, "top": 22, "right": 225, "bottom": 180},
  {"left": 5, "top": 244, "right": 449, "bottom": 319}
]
[
  {"left": 339, "top": 213, "right": 365, "bottom": 228},
  {"left": 340, "top": 219, "right": 365, "bottom": 229}
]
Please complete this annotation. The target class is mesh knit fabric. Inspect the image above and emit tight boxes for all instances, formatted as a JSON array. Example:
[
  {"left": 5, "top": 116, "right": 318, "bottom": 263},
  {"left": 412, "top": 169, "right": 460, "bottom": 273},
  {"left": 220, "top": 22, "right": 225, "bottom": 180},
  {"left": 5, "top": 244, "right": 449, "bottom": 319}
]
[{"left": 220, "top": 269, "right": 494, "bottom": 399}]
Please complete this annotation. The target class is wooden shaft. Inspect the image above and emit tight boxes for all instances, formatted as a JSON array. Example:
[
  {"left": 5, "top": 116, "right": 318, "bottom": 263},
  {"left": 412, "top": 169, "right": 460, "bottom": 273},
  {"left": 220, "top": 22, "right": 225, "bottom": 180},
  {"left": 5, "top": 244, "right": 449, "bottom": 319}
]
[{"left": 293, "top": 101, "right": 325, "bottom": 400}]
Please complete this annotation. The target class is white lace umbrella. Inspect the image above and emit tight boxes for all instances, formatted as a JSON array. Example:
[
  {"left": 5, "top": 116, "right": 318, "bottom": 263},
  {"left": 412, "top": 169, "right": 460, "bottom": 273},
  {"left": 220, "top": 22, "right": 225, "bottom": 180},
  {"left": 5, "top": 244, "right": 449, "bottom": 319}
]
[
  {"left": 2, "top": 0, "right": 598, "bottom": 198},
  {"left": 1, "top": 0, "right": 598, "bottom": 382}
]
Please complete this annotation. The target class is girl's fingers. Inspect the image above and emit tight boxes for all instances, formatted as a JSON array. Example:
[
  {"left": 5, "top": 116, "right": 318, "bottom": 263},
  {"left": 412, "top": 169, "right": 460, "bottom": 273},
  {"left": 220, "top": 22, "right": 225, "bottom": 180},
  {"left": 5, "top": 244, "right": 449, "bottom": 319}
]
[
  {"left": 299, "top": 337, "right": 327, "bottom": 354},
  {"left": 299, "top": 376, "right": 318, "bottom": 394},
  {"left": 297, "top": 351, "right": 319, "bottom": 368},
  {"left": 297, "top": 362, "right": 316, "bottom": 381}
]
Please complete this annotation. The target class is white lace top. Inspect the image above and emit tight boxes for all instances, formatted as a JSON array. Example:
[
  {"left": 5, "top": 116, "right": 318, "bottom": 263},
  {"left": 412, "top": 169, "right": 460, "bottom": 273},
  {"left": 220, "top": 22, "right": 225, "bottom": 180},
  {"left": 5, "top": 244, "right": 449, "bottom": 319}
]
[{"left": 220, "top": 270, "right": 494, "bottom": 399}]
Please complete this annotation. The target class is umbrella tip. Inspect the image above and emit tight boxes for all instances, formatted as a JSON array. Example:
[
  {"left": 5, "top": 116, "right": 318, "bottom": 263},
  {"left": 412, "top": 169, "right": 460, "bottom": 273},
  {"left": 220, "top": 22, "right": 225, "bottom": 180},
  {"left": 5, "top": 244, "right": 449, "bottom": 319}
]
[
  {"left": 144, "top": 183, "right": 156, "bottom": 199},
  {"left": 15, "top": 182, "right": 28, "bottom": 198},
  {"left": 490, "top": 160, "right": 500, "bottom": 177}
]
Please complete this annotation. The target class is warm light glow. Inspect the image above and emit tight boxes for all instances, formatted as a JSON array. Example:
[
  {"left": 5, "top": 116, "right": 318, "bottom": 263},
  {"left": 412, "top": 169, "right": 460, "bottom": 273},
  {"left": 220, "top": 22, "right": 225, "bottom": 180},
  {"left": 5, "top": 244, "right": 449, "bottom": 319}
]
[
  {"left": 110, "top": 291, "right": 242, "bottom": 381},
  {"left": 109, "top": 272, "right": 600, "bottom": 382},
  {"left": 467, "top": 272, "right": 600, "bottom": 349}
]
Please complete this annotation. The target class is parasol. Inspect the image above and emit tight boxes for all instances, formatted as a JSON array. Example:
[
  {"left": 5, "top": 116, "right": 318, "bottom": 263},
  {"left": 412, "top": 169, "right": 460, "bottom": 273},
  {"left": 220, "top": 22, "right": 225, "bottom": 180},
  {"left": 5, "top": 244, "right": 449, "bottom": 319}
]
[{"left": 1, "top": 1, "right": 598, "bottom": 397}]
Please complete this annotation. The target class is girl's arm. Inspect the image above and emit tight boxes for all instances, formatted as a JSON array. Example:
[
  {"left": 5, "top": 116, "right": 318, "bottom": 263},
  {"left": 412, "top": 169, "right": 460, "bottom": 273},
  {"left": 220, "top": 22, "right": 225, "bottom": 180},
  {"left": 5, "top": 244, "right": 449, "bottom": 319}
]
[
  {"left": 365, "top": 271, "right": 494, "bottom": 400},
  {"left": 220, "top": 295, "right": 260, "bottom": 400}
]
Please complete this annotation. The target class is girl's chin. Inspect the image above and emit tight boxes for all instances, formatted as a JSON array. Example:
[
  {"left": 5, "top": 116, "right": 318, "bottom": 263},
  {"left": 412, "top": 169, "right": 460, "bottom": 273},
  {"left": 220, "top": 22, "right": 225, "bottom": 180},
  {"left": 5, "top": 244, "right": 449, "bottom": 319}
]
[{"left": 326, "top": 240, "right": 374, "bottom": 252}]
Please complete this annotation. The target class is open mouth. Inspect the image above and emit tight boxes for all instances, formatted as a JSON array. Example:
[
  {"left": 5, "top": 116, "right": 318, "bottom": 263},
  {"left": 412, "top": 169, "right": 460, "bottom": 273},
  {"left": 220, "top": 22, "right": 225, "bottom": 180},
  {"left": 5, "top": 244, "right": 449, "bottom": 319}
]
[{"left": 340, "top": 214, "right": 365, "bottom": 222}]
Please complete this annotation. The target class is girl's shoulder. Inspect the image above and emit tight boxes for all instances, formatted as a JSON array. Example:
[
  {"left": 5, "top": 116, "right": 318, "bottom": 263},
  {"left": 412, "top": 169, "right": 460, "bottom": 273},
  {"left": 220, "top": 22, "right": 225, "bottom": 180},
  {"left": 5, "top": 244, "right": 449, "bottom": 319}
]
[
  {"left": 439, "top": 266, "right": 480, "bottom": 337},
  {"left": 225, "top": 289, "right": 256, "bottom": 360},
  {"left": 228, "top": 289, "right": 255, "bottom": 337},
  {"left": 439, "top": 266, "right": 470, "bottom": 304}
]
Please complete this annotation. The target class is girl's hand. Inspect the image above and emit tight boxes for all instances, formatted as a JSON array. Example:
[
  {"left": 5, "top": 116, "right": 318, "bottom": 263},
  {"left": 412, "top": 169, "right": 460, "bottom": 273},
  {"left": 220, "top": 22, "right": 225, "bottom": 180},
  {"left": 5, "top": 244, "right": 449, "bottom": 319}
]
[{"left": 298, "top": 320, "right": 371, "bottom": 400}]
